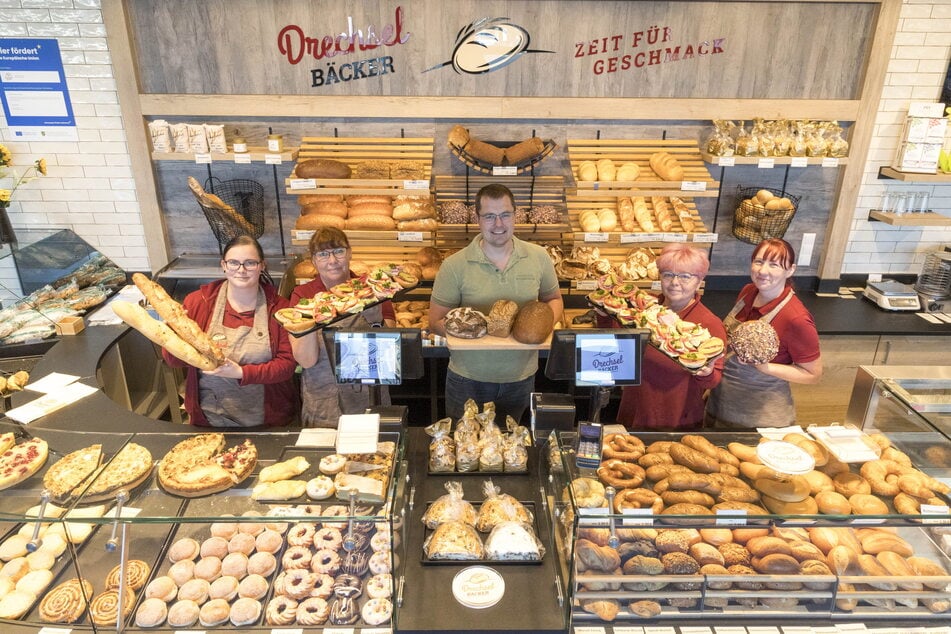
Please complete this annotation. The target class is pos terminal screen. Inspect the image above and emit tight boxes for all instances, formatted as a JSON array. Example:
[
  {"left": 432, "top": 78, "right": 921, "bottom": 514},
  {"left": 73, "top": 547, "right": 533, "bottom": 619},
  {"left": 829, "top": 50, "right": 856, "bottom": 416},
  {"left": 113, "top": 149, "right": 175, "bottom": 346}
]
[
  {"left": 333, "top": 331, "right": 402, "bottom": 385},
  {"left": 574, "top": 332, "right": 643, "bottom": 387}
]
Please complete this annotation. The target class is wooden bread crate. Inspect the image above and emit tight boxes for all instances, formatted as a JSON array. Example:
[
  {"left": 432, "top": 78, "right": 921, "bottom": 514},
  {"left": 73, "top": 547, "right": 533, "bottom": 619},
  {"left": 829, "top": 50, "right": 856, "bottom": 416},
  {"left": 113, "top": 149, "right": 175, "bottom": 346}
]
[
  {"left": 287, "top": 136, "right": 434, "bottom": 196},
  {"left": 566, "top": 193, "right": 710, "bottom": 244},
  {"left": 567, "top": 139, "right": 720, "bottom": 197}
]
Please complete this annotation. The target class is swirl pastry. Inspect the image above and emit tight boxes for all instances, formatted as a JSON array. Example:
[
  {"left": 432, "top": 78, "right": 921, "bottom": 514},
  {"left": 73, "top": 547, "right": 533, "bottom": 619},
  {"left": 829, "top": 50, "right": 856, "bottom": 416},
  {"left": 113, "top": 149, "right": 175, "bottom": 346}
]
[
  {"left": 297, "top": 597, "right": 330, "bottom": 625},
  {"left": 39, "top": 577, "right": 92, "bottom": 624},
  {"left": 89, "top": 586, "right": 136, "bottom": 626},
  {"left": 105, "top": 559, "right": 151, "bottom": 591}
]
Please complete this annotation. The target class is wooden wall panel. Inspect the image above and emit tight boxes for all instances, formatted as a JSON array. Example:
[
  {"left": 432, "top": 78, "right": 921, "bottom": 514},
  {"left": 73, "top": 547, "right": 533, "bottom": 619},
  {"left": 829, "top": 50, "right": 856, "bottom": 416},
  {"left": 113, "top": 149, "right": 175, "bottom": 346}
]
[{"left": 128, "top": 0, "right": 874, "bottom": 100}]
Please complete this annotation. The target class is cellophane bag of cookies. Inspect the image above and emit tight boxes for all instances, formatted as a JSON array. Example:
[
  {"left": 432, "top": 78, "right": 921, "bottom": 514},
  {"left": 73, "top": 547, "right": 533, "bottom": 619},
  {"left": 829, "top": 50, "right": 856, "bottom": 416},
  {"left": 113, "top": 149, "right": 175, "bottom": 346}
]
[
  {"left": 425, "top": 417, "right": 456, "bottom": 473},
  {"left": 170, "top": 123, "right": 190, "bottom": 153},
  {"left": 825, "top": 121, "right": 849, "bottom": 158},
  {"left": 475, "top": 479, "right": 533, "bottom": 532},
  {"left": 480, "top": 435, "right": 504, "bottom": 472},
  {"left": 455, "top": 432, "right": 480, "bottom": 472},
  {"left": 502, "top": 416, "right": 530, "bottom": 472},
  {"left": 734, "top": 121, "right": 758, "bottom": 157},
  {"left": 421, "top": 481, "right": 477, "bottom": 528}
]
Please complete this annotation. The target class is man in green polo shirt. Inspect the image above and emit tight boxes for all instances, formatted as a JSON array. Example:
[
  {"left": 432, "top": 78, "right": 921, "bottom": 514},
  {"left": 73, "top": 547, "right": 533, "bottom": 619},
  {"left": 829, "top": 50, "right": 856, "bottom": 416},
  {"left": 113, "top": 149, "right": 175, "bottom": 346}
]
[{"left": 429, "top": 183, "right": 563, "bottom": 424}]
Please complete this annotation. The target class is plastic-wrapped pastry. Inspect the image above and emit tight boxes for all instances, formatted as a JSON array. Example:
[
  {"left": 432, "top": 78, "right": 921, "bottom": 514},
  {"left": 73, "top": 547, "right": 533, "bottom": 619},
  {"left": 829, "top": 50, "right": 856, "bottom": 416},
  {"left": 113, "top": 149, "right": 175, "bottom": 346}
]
[
  {"left": 480, "top": 436, "right": 504, "bottom": 472},
  {"left": 462, "top": 398, "right": 479, "bottom": 419},
  {"left": 734, "top": 121, "right": 758, "bottom": 157},
  {"left": 475, "top": 480, "right": 533, "bottom": 532},
  {"left": 825, "top": 121, "right": 849, "bottom": 158},
  {"left": 421, "top": 482, "right": 477, "bottom": 529},
  {"left": 503, "top": 417, "right": 530, "bottom": 472},
  {"left": 455, "top": 432, "right": 480, "bottom": 473},
  {"left": 484, "top": 521, "right": 545, "bottom": 561},
  {"left": 424, "top": 520, "right": 484, "bottom": 560},
  {"left": 425, "top": 418, "right": 455, "bottom": 473}
]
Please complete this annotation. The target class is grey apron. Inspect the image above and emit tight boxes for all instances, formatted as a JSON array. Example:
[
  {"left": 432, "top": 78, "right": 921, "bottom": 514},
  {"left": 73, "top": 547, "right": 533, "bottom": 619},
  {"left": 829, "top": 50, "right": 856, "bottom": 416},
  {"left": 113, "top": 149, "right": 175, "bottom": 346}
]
[
  {"left": 706, "top": 291, "right": 796, "bottom": 429},
  {"left": 300, "top": 312, "right": 391, "bottom": 428},
  {"left": 199, "top": 284, "right": 269, "bottom": 427}
]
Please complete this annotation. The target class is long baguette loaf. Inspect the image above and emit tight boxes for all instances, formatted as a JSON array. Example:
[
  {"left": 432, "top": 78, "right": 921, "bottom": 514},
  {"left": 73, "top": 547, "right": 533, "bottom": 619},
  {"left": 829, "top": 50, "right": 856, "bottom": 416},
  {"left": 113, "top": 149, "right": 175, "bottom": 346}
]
[
  {"left": 131, "top": 273, "right": 225, "bottom": 366},
  {"left": 112, "top": 300, "right": 218, "bottom": 371}
]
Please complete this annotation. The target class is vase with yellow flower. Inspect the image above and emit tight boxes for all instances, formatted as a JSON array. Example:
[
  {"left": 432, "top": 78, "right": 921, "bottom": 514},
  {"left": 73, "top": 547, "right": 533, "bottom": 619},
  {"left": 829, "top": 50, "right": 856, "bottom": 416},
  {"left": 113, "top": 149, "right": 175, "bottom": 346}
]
[{"left": 0, "top": 143, "right": 47, "bottom": 246}]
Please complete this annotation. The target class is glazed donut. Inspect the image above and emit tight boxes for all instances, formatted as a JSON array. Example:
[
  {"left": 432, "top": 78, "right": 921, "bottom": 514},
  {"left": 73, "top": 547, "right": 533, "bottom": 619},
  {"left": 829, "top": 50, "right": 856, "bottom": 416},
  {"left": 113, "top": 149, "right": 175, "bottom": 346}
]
[
  {"left": 134, "top": 597, "right": 168, "bottom": 628},
  {"left": 198, "top": 598, "right": 231, "bottom": 628},
  {"left": 296, "top": 597, "right": 330, "bottom": 625},
  {"left": 208, "top": 575, "right": 239, "bottom": 602},
  {"left": 602, "top": 433, "right": 645, "bottom": 461},
  {"left": 255, "top": 529, "right": 284, "bottom": 554},
  {"left": 283, "top": 568, "right": 316, "bottom": 600},
  {"left": 220, "top": 552, "right": 248, "bottom": 579},
  {"left": 597, "top": 459, "right": 646, "bottom": 489},
  {"left": 287, "top": 523, "right": 316, "bottom": 547},
  {"left": 362, "top": 597, "right": 393, "bottom": 625},
  {"left": 193, "top": 556, "right": 222, "bottom": 581},
  {"left": 167, "top": 537, "right": 200, "bottom": 563},
  {"left": 859, "top": 459, "right": 903, "bottom": 496},
  {"left": 613, "top": 487, "right": 663, "bottom": 514},
  {"left": 319, "top": 454, "right": 347, "bottom": 475},
  {"left": 306, "top": 475, "right": 336, "bottom": 500},
  {"left": 282, "top": 546, "right": 313, "bottom": 570},
  {"left": 265, "top": 596, "right": 298, "bottom": 626},
  {"left": 229, "top": 596, "right": 262, "bottom": 627},
  {"left": 314, "top": 527, "right": 343, "bottom": 551},
  {"left": 248, "top": 551, "right": 277, "bottom": 577},
  {"left": 177, "top": 578, "right": 210, "bottom": 603},
  {"left": 369, "top": 550, "right": 392, "bottom": 574},
  {"left": 833, "top": 471, "right": 871, "bottom": 497},
  {"left": 237, "top": 573, "right": 269, "bottom": 600},
  {"left": 367, "top": 573, "right": 393, "bottom": 599},
  {"left": 311, "top": 572, "right": 334, "bottom": 599},
  {"left": 200, "top": 536, "right": 230, "bottom": 559},
  {"left": 311, "top": 549, "right": 342, "bottom": 575},
  {"left": 566, "top": 477, "right": 606, "bottom": 508}
]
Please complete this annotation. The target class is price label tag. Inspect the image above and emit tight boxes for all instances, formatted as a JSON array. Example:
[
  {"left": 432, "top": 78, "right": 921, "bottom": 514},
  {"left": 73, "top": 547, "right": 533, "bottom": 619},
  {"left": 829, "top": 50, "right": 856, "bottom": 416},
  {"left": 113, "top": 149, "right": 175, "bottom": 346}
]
[
  {"left": 681, "top": 181, "right": 707, "bottom": 192},
  {"left": 621, "top": 508, "right": 654, "bottom": 526},
  {"left": 781, "top": 627, "right": 812, "bottom": 634},
  {"left": 577, "top": 507, "right": 610, "bottom": 526},
  {"left": 619, "top": 233, "right": 640, "bottom": 244},
  {"left": 397, "top": 231, "right": 424, "bottom": 242},
  {"left": 492, "top": 166, "right": 517, "bottom": 176},
  {"left": 715, "top": 628, "right": 748, "bottom": 634},
  {"left": 38, "top": 627, "right": 72, "bottom": 634},
  {"left": 234, "top": 153, "right": 252, "bottom": 165},
  {"left": 583, "top": 232, "right": 609, "bottom": 243},
  {"left": 640, "top": 232, "right": 664, "bottom": 242},
  {"left": 692, "top": 232, "right": 718, "bottom": 243},
  {"left": 265, "top": 153, "right": 283, "bottom": 165},
  {"left": 363, "top": 629, "right": 393, "bottom": 634},
  {"left": 835, "top": 624, "right": 867, "bottom": 633},
  {"left": 920, "top": 504, "right": 951, "bottom": 524},
  {"left": 575, "top": 628, "right": 608, "bottom": 634},
  {"left": 821, "top": 157, "right": 840, "bottom": 168},
  {"left": 716, "top": 156, "right": 736, "bottom": 167},
  {"left": 661, "top": 232, "right": 688, "bottom": 242},
  {"left": 194, "top": 153, "right": 212, "bottom": 164},
  {"left": 292, "top": 229, "right": 316, "bottom": 241},
  {"left": 715, "top": 509, "right": 748, "bottom": 526},
  {"left": 757, "top": 158, "right": 776, "bottom": 169},
  {"left": 271, "top": 628, "right": 306, "bottom": 634},
  {"left": 615, "top": 628, "right": 646, "bottom": 634},
  {"left": 576, "top": 280, "right": 598, "bottom": 291},
  {"left": 323, "top": 628, "right": 355, "bottom": 634},
  {"left": 289, "top": 178, "right": 316, "bottom": 190},
  {"left": 748, "top": 628, "right": 781, "bottom": 634},
  {"left": 790, "top": 157, "right": 809, "bottom": 168},
  {"left": 646, "top": 627, "right": 676, "bottom": 634},
  {"left": 851, "top": 517, "right": 885, "bottom": 525},
  {"left": 650, "top": 280, "right": 662, "bottom": 292},
  {"left": 683, "top": 628, "right": 713, "bottom": 634},
  {"left": 403, "top": 179, "right": 430, "bottom": 190}
]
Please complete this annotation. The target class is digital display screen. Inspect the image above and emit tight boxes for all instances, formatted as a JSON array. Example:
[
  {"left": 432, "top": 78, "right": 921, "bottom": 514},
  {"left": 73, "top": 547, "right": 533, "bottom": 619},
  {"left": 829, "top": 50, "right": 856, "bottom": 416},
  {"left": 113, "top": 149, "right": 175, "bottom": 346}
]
[
  {"left": 333, "top": 331, "right": 402, "bottom": 385},
  {"left": 574, "top": 332, "right": 643, "bottom": 387}
]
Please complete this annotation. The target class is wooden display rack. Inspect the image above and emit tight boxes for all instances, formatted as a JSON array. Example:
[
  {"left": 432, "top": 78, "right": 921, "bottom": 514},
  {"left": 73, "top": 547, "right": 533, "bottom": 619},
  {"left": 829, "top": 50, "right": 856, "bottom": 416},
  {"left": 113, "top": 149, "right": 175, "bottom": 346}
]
[
  {"left": 286, "top": 136, "right": 435, "bottom": 196},
  {"left": 434, "top": 174, "right": 570, "bottom": 251},
  {"left": 565, "top": 193, "right": 710, "bottom": 243},
  {"left": 567, "top": 139, "right": 720, "bottom": 197}
]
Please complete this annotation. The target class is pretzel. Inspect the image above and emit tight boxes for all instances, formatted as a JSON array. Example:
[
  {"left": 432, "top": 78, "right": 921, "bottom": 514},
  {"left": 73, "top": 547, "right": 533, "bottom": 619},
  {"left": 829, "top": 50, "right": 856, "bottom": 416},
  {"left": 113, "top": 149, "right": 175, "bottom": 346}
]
[
  {"left": 614, "top": 487, "right": 663, "bottom": 514},
  {"left": 597, "top": 459, "right": 646, "bottom": 489},
  {"left": 602, "top": 434, "right": 645, "bottom": 461}
]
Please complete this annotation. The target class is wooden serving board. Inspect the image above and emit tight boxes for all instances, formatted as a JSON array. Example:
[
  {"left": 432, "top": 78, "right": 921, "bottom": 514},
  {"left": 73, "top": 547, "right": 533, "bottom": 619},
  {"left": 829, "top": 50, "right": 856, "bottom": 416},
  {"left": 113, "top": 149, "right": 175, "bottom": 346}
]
[{"left": 446, "top": 331, "right": 553, "bottom": 351}]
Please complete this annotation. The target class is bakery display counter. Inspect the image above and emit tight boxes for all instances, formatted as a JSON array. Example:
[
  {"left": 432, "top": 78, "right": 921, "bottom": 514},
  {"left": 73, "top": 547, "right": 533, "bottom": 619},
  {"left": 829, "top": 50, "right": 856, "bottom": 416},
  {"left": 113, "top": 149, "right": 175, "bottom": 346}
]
[{"left": 547, "top": 427, "right": 951, "bottom": 625}]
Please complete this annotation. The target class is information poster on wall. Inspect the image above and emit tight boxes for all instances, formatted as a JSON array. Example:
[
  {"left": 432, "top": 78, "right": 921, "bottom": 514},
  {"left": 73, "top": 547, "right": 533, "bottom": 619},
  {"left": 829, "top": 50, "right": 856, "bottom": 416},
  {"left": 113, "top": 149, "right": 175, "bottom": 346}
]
[{"left": 0, "top": 38, "right": 77, "bottom": 141}]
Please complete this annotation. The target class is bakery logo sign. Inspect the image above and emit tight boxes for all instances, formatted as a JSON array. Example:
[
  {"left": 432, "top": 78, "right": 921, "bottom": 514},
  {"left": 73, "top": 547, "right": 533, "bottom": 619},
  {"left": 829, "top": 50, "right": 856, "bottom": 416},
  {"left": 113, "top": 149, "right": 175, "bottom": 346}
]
[
  {"left": 575, "top": 24, "right": 725, "bottom": 75},
  {"left": 590, "top": 347, "right": 625, "bottom": 373},
  {"left": 425, "top": 17, "right": 553, "bottom": 75},
  {"left": 276, "top": 6, "right": 410, "bottom": 88}
]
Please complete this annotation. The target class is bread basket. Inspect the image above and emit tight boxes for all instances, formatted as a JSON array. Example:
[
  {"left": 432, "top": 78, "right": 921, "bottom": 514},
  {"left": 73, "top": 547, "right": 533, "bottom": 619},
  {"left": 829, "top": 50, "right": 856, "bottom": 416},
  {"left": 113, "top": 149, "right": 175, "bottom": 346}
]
[{"left": 731, "top": 186, "right": 800, "bottom": 244}]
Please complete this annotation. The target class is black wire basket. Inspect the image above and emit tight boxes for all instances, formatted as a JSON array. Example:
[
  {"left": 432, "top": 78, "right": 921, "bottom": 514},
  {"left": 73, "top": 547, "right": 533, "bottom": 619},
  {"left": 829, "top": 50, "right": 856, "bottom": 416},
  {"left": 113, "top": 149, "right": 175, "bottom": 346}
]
[
  {"left": 198, "top": 178, "right": 265, "bottom": 250},
  {"left": 732, "top": 186, "right": 800, "bottom": 244}
]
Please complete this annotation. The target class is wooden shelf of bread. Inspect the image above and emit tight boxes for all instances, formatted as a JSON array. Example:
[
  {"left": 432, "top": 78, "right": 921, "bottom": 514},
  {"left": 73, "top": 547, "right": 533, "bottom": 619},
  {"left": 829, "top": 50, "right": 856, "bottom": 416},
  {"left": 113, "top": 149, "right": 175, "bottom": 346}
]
[
  {"left": 446, "top": 124, "right": 557, "bottom": 175},
  {"left": 565, "top": 192, "right": 710, "bottom": 245},
  {"left": 433, "top": 174, "right": 570, "bottom": 248},
  {"left": 153, "top": 147, "right": 299, "bottom": 162},
  {"left": 567, "top": 139, "right": 720, "bottom": 197},
  {"left": 701, "top": 151, "right": 849, "bottom": 166}
]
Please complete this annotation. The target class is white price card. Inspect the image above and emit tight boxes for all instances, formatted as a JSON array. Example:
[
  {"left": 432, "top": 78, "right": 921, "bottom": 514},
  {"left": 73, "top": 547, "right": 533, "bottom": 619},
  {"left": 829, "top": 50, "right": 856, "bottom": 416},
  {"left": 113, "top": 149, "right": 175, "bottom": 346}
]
[
  {"left": 646, "top": 627, "right": 676, "bottom": 634},
  {"left": 716, "top": 156, "right": 736, "bottom": 166},
  {"left": 362, "top": 629, "right": 393, "bottom": 634},
  {"left": 38, "top": 627, "right": 72, "bottom": 634},
  {"left": 234, "top": 153, "right": 252, "bottom": 164},
  {"left": 650, "top": 281, "right": 662, "bottom": 292},
  {"left": 748, "top": 628, "right": 781, "bottom": 634},
  {"left": 576, "top": 280, "right": 598, "bottom": 291},
  {"left": 26, "top": 372, "right": 79, "bottom": 393},
  {"left": 822, "top": 157, "right": 840, "bottom": 168},
  {"left": 781, "top": 627, "right": 812, "bottom": 634},
  {"left": 639, "top": 233, "right": 664, "bottom": 242},
  {"left": 681, "top": 181, "right": 707, "bottom": 192},
  {"left": 715, "top": 509, "right": 748, "bottom": 526},
  {"left": 790, "top": 157, "right": 809, "bottom": 168},
  {"left": 397, "top": 231, "right": 424, "bottom": 242},
  {"left": 683, "top": 628, "right": 713, "bottom": 634},
  {"left": 6, "top": 382, "right": 98, "bottom": 424},
  {"left": 574, "top": 628, "right": 608, "bottom": 634},
  {"left": 661, "top": 232, "right": 688, "bottom": 242},
  {"left": 692, "top": 233, "right": 718, "bottom": 243},
  {"left": 757, "top": 158, "right": 776, "bottom": 169},
  {"left": 289, "top": 178, "right": 317, "bottom": 190},
  {"left": 920, "top": 504, "right": 951, "bottom": 524},
  {"left": 492, "top": 166, "right": 517, "bottom": 176},
  {"left": 621, "top": 508, "right": 654, "bottom": 526},
  {"left": 621, "top": 233, "right": 654, "bottom": 243},
  {"left": 296, "top": 428, "right": 337, "bottom": 448},
  {"left": 615, "top": 628, "right": 646, "bottom": 634},
  {"left": 577, "top": 507, "right": 610, "bottom": 526},
  {"left": 265, "top": 153, "right": 283, "bottom": 165},
  {"left": 323, "top": 628, "right": 355, "bottom": 634},
  {"left": 835, "top": 624, "right": 868, "bottom": 632},
  {"left": 194, "top": 153, "right": 212, "bottom": 164},
  {"left": 270, "top": 628, "right": 304, "bottom": 634},
  {"left": 583, "top": 232, "right": 609, "bottom": 243},
  {"left": 715, "top": 628, "right": 748, "bottom": 634},
  {"left": 403, "top": 179, "right": 430, "bottom": 189}
]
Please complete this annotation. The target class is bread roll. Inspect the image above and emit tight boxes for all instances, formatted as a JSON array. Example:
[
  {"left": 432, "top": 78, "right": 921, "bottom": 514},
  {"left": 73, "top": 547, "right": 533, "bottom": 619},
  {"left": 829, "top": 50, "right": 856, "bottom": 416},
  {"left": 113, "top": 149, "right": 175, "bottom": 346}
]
[
  {"left": 486, "top": 300, "right": 519, "bottom": 338},
  {"left": 848, "top": 493, "right": 889, "bottom": 515},
  {"left": 579, "top": 210, "right": 600, "bottom": 232},
  {"left": 301, "top": 201, "right": 348, "bottom": 218},
  {"left": 596, "top": 158, "right": 616, "bottom": 181},
  {"left": 296, "top": 159, "right": 351, "bottom": 179},
  {"left": 293, "top": 260, "right": 316, "bottom": 278},
  {"left": 596, "top": 208, "right": 617, "bottom": 231},
  {"left": 349, "top": 202, "right": 393, "bottom": 218},
  {"left": 295, "top": 214, "right": 345, "bottom": 231},
  {"left": 393, "top": 201, "right": 435, "bottom": 221},
  {"left": 345, "top": 215, "right": 397, "bottom": 230},
  {"left": 814, "top": 490, "right": 851, "bottom": 515},
  {"left": 649, "top": 152, "right": 685, "bottom": 181},
  {"left": 617, "top": 162, "right": 640, "bottom": 181},
  {"left": 578, "top": 161, "right": 598, "bottom": 181},
  {"left": 298, "top": 194, "right": 343, "bottom": 205}
]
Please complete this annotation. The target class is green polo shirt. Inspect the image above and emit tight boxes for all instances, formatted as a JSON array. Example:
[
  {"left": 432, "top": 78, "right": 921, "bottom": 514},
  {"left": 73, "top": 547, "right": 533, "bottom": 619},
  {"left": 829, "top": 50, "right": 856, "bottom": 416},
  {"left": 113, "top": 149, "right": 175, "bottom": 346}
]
[{"left": 431, "top": 236, "right": 560, "bottom": 383}]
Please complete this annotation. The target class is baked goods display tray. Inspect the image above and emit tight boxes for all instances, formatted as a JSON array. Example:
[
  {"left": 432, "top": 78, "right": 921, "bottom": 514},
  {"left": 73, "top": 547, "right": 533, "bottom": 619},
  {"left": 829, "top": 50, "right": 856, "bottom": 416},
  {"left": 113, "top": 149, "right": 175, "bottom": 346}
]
[
  {"left": 445, "top": 331, "right": 553, "bottom": 351},
  {"left": 421, "top": 502, "right": 543, "bottom": 566}
]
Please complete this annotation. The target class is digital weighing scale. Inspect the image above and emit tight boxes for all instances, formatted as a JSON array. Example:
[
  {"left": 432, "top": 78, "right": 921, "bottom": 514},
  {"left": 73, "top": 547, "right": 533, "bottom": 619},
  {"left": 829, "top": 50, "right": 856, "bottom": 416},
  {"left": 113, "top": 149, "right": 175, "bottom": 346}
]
[{"left": 863, "top": 280, "right": 921, "bottom": 311}]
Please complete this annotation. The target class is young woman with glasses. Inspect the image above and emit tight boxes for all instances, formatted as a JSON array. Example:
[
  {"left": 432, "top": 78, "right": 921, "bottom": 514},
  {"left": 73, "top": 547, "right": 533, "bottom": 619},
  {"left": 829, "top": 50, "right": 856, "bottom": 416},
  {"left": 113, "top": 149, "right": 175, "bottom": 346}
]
[
  {"left": 596, "top": 243, "right": 726, "bottom": 430},
  {"left": 161, "top": 235, "right": 299, "bottom": 427},
  {"left": 288, "top": 227, "right": 396, "bottom": 427},
  {"left": 706, "top": 238, "right": 822, "bottom": 429}
]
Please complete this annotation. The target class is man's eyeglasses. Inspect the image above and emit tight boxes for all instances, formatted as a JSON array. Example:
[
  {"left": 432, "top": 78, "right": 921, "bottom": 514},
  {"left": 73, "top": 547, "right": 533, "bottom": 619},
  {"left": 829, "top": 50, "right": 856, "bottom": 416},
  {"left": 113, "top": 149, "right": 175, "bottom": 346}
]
[
  {"left": 314, "top": 247, "right": 348, "bottom": 261},
  {"left": 224, "top": 259, "right": 261, "bottom": 271},
  {"left": 660, "top": 272, "right": 697, "bottom": 282},
  {"left": 479, "top": 212, "right": 514, "bottom": 223}
]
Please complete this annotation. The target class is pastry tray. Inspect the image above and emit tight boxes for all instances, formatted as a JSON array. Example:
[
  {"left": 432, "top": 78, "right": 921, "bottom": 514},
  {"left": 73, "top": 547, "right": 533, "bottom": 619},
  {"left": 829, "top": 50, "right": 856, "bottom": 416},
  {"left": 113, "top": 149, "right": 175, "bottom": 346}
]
[{"left": 421, "top": 501, "right": 544, "bottom": 566}]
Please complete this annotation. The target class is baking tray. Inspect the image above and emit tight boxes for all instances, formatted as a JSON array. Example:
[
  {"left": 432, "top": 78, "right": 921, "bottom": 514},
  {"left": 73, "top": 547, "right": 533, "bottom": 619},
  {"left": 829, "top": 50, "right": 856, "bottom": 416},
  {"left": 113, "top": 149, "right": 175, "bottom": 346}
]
[{"left": 421, "top": 501, "right": 544, "bottom": 565}]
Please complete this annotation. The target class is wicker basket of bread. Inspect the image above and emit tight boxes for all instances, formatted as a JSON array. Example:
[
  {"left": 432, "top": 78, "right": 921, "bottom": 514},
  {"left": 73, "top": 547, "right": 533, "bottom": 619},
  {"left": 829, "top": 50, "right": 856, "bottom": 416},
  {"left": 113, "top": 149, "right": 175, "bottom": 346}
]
[{"left": 732, "top": 186, "right": 799, "bottom": 244}]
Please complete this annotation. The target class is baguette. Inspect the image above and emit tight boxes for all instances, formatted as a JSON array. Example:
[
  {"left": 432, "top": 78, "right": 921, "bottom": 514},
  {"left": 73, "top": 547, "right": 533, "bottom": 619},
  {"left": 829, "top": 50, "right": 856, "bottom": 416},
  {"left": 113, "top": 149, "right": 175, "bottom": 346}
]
[
  {"left": 503, "top": 137, "right": 545, "bottom": 165},
  {"left": 345, "top": 214, "right": 397, "bottom": 230},
  {"left": 464, "top": 138, "right": 506, "bottom": 166},
  {"left": 669, "top": 197, "right": 696, "bottom": 232},
  {"left": 651, "top": 197, "right": 675, "bottom": 232},
  {"left": 131, "top": 273, "right": 225, "bottom": 366},
  {"left": 649, "top": 152, "right": 685, "bottom": 181},
  {"left": 301, "top": 201, "right": 348, "bottom": 218},
  {"left": 295, "top": 214, "right": 346, "bottom": 230},
  {"left": 112, "top": 300, "right": 218, "bottom": 371},
  {"left": 618, "top": 197, "right": 637, "bottom": 232},
  {"left": 632, "top": 197, "right": 656, "bottom": 232}
]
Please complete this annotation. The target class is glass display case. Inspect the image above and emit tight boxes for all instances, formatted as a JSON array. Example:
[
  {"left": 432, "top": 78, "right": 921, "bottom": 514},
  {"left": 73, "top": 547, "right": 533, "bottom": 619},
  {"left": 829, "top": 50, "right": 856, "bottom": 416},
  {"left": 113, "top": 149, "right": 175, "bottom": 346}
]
[
  {"left": 545, "top": 422, "right": 951, "bottom": 626},
  {"left": 0, "top": 422, "right": 407, "bottom": 630}
]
